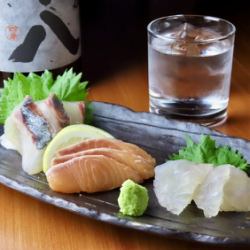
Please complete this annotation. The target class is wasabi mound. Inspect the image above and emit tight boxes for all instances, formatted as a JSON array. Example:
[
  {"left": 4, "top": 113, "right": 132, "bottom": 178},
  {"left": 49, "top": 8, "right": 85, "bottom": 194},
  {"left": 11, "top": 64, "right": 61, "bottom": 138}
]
[{"left": 118, "top": 179, "right": 149, "bottom": 216}]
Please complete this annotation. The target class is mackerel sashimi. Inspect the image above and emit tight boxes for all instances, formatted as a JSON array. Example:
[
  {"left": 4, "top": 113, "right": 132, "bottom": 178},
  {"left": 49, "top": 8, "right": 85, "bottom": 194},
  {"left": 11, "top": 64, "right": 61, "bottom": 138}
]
[{"left": 1, "top": 94, "right": 85, "bottom": 175}]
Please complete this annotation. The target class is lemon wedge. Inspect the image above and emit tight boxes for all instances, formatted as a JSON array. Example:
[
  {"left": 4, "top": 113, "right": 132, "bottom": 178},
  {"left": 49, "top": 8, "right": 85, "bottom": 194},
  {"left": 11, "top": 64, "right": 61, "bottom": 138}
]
[{"left": 43, "top": 124, "right": 113, "bottom": 172}]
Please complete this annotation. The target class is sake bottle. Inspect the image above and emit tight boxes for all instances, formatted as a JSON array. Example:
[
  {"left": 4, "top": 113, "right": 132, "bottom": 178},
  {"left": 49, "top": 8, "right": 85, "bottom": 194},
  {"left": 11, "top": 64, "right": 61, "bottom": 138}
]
[{"left": 0, "top": 0, "right": 81, "bottom": 86}]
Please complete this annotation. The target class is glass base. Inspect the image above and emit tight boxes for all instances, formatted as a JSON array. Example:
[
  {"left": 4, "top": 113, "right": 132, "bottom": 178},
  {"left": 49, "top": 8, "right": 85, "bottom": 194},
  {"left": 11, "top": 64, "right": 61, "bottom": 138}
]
[{"left": 150, "top": 105, "right": 227, "bottom": 128}]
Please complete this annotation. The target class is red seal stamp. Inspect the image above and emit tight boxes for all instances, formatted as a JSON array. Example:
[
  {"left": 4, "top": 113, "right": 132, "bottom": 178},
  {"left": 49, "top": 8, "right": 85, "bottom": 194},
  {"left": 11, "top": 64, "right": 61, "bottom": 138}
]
[{"left": 5, "top": 25, "right": 19, "bottom": 41}]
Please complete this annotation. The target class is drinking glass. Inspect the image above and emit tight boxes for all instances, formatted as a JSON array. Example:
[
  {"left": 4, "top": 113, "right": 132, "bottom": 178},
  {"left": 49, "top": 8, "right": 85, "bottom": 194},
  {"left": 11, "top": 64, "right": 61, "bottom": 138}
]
[{"left": 147, "top": 15, "right": 235, "bottom": 127}]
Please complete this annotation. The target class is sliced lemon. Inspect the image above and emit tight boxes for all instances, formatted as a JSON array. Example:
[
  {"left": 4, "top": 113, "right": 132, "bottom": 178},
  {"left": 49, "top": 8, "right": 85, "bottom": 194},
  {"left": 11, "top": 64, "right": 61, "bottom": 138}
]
[{"left": 43, "top": 124, "right": 113, "bottom": 172}]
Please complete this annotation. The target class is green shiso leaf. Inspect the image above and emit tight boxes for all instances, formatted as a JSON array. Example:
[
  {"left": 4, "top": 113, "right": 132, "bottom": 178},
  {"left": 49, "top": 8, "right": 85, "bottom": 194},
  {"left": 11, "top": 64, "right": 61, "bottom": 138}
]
[
  {"left": 170, "top": 135, "right": 249, "bottom": 171},
  {"left": 0, "top": 68, "right": 90, "bottom": 124}
]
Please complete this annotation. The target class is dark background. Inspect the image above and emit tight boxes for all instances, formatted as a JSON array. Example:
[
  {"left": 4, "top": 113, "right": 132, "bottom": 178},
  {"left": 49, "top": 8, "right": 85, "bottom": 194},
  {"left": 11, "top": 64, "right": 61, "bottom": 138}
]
[{"left": 79, "top": 1, "right": 249, "bottom": 82}]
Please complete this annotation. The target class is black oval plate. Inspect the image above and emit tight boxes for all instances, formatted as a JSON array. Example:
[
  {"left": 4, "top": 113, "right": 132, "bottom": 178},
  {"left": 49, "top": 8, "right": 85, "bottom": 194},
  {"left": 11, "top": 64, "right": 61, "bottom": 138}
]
[{"left": 1, "top": 102, "right": 250, "bottom": 245}]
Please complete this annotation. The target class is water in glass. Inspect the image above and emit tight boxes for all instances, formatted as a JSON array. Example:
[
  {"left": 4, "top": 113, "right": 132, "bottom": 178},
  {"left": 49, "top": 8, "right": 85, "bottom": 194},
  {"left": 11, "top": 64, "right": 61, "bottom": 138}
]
[{"left": 148, "top": 23, "right": 234, "bottom": 126}]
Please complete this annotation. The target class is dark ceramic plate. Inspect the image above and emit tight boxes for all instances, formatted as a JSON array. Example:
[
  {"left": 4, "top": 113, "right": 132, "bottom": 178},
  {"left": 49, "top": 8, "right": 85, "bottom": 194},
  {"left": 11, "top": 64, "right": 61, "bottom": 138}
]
[{"left": 1, "top": 102, "right": 250, "bottom": 245}]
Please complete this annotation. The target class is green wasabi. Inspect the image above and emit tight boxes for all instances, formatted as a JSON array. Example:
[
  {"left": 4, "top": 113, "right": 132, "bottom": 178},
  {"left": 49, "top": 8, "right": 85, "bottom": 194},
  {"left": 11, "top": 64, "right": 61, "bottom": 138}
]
[{"left": 118, "top": 179, "right": 149, "bottom": 216}]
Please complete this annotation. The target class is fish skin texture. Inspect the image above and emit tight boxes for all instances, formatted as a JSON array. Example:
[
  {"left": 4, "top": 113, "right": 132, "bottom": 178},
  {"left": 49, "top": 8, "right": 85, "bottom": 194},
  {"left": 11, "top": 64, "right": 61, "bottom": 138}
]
[{"left": 1, "top": 95, "right": 86, "bottom": 175}]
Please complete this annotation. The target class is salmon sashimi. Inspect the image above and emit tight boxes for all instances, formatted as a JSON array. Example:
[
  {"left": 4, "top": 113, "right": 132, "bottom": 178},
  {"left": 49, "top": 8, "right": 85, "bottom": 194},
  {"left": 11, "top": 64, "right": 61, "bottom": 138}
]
[
  {"left": 52, "top": 147, "right": 154, "bottom": 179},
  {"left": 46, "top": 155, "right": 143, "bottom": 193},
  {"left": 46, "top": 138, "right": 156, "bottom": 193},
  {"left": 57, "top": 138, "right": 155, "bottom": 166},
  {"left": 56, "top": 138, "right": 120, "bottom": 156}
]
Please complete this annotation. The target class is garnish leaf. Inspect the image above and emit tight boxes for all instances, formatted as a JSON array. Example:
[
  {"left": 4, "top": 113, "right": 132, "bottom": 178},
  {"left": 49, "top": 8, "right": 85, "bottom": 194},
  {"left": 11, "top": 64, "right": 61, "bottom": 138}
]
[
  {"left": 0, "top": 69, "right": 90, "bottom": 124},
  {"left": 170, "top": 135, "right": 249, "bottom": 171},
  {"left": 50, "top": 68, "right": 88, "bottom": 101}
]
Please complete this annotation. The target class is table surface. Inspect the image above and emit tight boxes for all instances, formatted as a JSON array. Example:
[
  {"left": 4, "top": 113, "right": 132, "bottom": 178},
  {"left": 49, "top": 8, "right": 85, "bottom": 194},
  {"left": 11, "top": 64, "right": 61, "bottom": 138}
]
[{"left": 1, "top": 18, "right": 250, "bottom": 250}]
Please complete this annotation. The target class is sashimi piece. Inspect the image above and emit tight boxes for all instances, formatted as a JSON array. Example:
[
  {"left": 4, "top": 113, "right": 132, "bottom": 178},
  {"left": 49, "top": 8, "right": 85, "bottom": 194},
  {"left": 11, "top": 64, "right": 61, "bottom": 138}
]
[
  {"left": 2, "top": 96, "right": 53, "bottom": 153},
  {"left": 194, "top": 165, "right": 231, "bottom": 218},
  {"left": 52, "top": 147, "right": 154, "bottom": 179},
  {"left": 18, "top": 123, "right": 47, "bottom": 174},
  {"left": 37, "top": 94, "right": 69, "bottom": 135},
  {"left": 57, "top": 138, "right": 155, "bottom": 166},
  {"left": 2, "top": 98, "right": 52, "bottom": 174},
  {"left": 57, "top": 138, "right": 121, "bottom": 155},
  {"left": 1, "top": 95, "right": 86, "bottom": 175},
  {"left": 38, "top": 95, "right": 85, "bottom": 134},
  {"left": 154, "top": 160, "right": 213, "bottom": 215},
  {"left": 1, "top": 112, "right": 21, "bottom": 152},
  {"left": 63, "top": 101, "right": 85, "bottom": 124},
  {"left": 46, "top": 155, "right": 143, "bottom": 193},
  {"left": 20, "top": 97, "right": 52, "bottom": 150},
  {"left": 194, "top": 164, "right": 250, "bottom": 217},
  {"left": 221, "top": 166, "right": 250, "bottom": 211}
]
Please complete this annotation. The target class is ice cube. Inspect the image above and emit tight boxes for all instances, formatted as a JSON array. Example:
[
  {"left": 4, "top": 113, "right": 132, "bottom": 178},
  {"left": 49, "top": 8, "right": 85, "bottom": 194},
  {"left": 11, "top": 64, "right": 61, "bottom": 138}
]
[
  {"left": 168, "top": 24, "right": 221, "bottom": 56},
  {"left": 171, "top": 41, "right": 201, "bottom": 56},
  {"left": 194, "top": 28, "right": 219, "bottom": 42},
  {"left": 174, "top": 23, "right": 198, "bottom": 40},
  {"left": 172, "top": 23, "right": 219, "bottom": 41},
  {"left": 151, "top": 23, "right": 223, "bottom": 57}
]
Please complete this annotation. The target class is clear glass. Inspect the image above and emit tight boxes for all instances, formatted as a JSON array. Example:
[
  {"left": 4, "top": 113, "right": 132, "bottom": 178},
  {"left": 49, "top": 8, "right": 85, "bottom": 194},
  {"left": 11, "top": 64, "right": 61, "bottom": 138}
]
[{"left": 147, "top": 15, "right": 236, "bottom": 127}]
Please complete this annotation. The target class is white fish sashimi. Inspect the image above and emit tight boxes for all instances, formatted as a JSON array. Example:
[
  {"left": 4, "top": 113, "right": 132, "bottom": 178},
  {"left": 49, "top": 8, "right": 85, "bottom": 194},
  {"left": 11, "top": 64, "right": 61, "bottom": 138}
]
[
  {"left": 193, "top": 165, "right": 231, "bottom": 218},
  {"left": 221, "top": 166, "right": 250, "bottom": 211},
  {"left": 194, "top": 164, "right": 250, "bottom": 217},
  {"left": 153, "top": 160, "right": 213, "bottom": 215}
]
